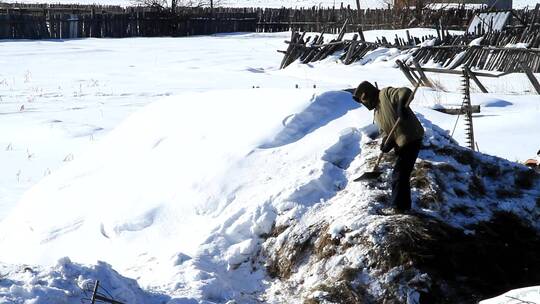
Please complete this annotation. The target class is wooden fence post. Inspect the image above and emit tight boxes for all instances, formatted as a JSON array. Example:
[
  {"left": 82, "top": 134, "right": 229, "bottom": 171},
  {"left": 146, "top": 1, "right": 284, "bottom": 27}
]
[
  {"left": 412, "top": 58, "right": 434, "bottom": 88},
  {"left": 396, "top": 59, "right": 419, "bottom": 87}
]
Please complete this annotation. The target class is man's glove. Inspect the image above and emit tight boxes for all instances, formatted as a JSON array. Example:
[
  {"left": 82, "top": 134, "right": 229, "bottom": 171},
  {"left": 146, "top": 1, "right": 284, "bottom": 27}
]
[{"left": 380, "top": 136, "right": 396, "bottom": 153}]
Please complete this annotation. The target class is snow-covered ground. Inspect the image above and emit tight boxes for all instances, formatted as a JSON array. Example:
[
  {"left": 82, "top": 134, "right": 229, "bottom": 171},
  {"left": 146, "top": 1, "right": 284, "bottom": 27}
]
[
  {"left": 1, "top": 30, "right": 538, "bottom": 220},
  {"left": 0, "top": 29, "right": 539, "bottom": 303}
]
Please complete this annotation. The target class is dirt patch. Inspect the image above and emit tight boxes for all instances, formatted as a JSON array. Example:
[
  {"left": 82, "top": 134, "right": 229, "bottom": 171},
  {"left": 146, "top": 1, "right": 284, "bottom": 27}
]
[
  {"left": 479, "top": 161, "right": 502, "bottom": 178},
  {"left": 436, "top": 146, "right": 475, "bottom": 165},
  {"left": 306, "top": 281, "right": 369, "bottom": 304},
  {"left": 515, "top": 169, "right": 538, "bottom": 189},
  {"left": 413, "top": 150, "right": 537, "bottom": 208},
  {"left": 495, "top": 186, "right": 521, "bottom": 199},
  {"left": 366, "top": 212, "right": 540, "bottom": 303},
  {"left": 339, "top": 266, "right": 359, "bottom": 281},
  {"left": 314, "top": 228, "right": 341, "bottom": 260},
  {"left": 367, "top": 215, "right": 434, "bottom": 271},
  {"left": 269, "top": 225, "right": 289, "bottom": 238},
  {"left": 450, "top": 204, "right": 474, "bottom": 217},
  {"left": 411, "top": 161, "right": 432, "bottom": 190},
  {"left": 264, "top": 210, "right": 539, "bottom": 303},
  {"left": 264, "top": 141, "right": 540, "bottom": 303},
  {"left": 265, "top": 223, "right": 331, "bottom": 279},
  {"left": 265, "top": 228, "right": 316, "bottom": 279},
  {"left": 411, "top": 161, "right": 445, "bottom": 209},
  {"left": 469, "top": 174, "right": 486, "bottom": 196}
]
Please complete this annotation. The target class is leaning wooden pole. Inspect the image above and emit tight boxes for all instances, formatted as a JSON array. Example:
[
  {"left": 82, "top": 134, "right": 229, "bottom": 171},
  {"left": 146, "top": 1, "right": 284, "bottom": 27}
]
[
  {"left": 412, "top": 58, "right": 434, "bottom": 88},
  {"left": 355, "top": 0, "right": 361, "bottom": 21},
  {"left": 396, "top": 59, "right": 419, "bottom": 87},
  {"left": 520, "top": 61, "right": 540, "bottom": 94},
  {"left": 464, "top": 66, "right": 489, "bottom": 93}
]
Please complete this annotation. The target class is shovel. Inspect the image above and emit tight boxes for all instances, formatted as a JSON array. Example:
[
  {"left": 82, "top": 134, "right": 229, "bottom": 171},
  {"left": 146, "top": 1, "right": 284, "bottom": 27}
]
[{"left": 353, "top": 83, "right": 420, "bottom": 182}]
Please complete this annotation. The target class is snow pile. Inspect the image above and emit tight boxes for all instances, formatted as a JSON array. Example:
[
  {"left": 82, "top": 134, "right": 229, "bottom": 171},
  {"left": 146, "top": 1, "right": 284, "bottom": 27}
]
[
  {"left": 480, "top": 286, "right": 540, "bottom": 304},
  {"left": 504, "top": 42, "right": 529, "bottom": 49},
  {"left": 419, "top": 38, "right": 437, "bottom": 47},
  {"left": 0, "top": 257, "right": 165, "bottom": 304},
  {"left": 1, "top": 85, "right": 538, "bottom": 303},
  {"left": 0, "top": 88, "right": 368, "bottom": 302},
  {"left": 355, "top": 47, "right": 413, "bottom": 67},
  {"left": 261, "top": 116, "right": 540, "bottom": 303},
  {"left": 0, "top": 88, "right": 321, "bottom": 267},
  {"left": 469, "top": 36, "right": 484, "bottom": 46},
  {"left": 1, "top": 31, "right": 539, "bottom": 303}
]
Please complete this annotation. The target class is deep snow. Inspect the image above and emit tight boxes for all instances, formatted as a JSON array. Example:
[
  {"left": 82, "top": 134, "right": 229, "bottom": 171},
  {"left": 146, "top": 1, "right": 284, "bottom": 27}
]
[
  {"left": 2, "top": 30, "right": 538, "bottom": 220},
  {"left": 1, "top": 30, "right": 539, "bottom": 303}
]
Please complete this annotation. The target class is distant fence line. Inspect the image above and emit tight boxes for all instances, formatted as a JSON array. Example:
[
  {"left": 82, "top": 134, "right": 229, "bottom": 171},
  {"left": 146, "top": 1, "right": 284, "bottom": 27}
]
[{"left": 0, "top": 4, "right": 481, "bottom": 39}]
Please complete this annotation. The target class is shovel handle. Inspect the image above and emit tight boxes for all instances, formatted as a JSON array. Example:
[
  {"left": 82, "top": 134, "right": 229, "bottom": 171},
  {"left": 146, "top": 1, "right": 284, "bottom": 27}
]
[
  {"left": 372, "top": 149, "right": 385, "bottom": 171},
  {"left": 373, "top": 116, "right": 402, "bottom": 169},
  {"left": 405, "top": 82, "right": 421, "bottom": 107}
]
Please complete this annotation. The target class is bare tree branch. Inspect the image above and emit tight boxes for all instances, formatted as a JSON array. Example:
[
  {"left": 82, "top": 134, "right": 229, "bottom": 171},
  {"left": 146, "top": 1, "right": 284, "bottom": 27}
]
[{"left": 131, "top": 0, "right": 167, "bottom": 8}]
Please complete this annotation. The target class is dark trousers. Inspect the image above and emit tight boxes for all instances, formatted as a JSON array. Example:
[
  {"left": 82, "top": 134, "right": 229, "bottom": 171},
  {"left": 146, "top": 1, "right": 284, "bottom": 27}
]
[{"left": 391, "top": 140, "right": 421, "bottom": 211}]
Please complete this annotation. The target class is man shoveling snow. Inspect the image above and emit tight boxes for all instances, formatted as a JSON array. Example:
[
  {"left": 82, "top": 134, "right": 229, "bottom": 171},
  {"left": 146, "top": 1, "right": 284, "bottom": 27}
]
[{"left": 352, "top": 81, "right": 424, "bottom": 213}]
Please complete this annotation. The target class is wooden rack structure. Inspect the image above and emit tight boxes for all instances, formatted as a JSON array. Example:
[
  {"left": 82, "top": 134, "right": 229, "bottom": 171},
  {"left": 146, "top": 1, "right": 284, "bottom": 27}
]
[
  {"left": 279, "top": 4, "right": 540, "bottom": 78},
  {"left": 279, "top": 22, "right": 439, "bottom": 69}
]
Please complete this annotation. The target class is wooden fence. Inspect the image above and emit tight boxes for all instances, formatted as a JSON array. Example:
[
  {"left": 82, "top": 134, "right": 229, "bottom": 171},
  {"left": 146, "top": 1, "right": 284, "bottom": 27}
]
[
  {"left": 257, "top": 6, "right": 476, "bottom": 33},
  {"left": 0, "top": 6, "right": 258, "bottom": 38},
  {"left": 0, "top": 4, "right": 481, "bottom": 39},
  {"left": 278, "top": 4, "right": 540, "bottom": 74}
]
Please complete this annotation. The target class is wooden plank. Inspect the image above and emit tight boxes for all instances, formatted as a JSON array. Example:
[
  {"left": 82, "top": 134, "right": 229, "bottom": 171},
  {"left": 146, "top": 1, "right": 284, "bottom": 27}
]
[
  {"left": 344, "top": 39, "right": 359, "bottom": 65},
  {"left": 434, "top": 105, "right": 480, "bottom": 115},
  {"left": 412, "top": 58, "right": 434, "bottom": 88},
  {"left": 396, "top": 59, "right": 418, "bottom": 87},
  {"left": 358, "top": 26, "right": 365, "bottom": 41},
  {"left": 279, "top": 30, "right": 298, "bottom": 69},
  {"left": 464, "top": 66, "right": 489, "bottom": 93},
  {"left": 520, "top": 61, "right": 540, "bottom": 94},
  {"left": 409, "top": 66, "right": 512, "bottom": 78}
]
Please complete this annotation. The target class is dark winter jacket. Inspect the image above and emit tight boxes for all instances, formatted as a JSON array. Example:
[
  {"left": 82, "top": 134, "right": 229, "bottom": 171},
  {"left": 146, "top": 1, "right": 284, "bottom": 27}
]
[{"left": 375, "top": 87, "right": 424, "bottom": 148}]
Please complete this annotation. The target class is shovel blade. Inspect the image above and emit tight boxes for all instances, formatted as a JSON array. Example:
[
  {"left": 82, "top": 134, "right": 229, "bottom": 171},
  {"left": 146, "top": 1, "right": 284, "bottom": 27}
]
[{"left": 353, "top": 171, "right": 382, "bottom": 182}]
